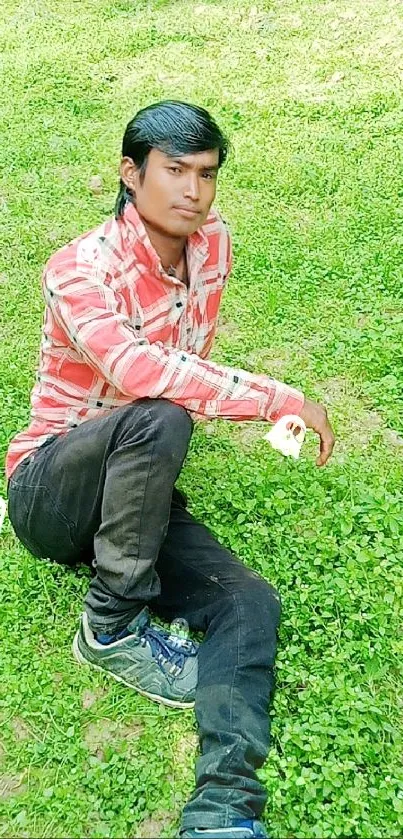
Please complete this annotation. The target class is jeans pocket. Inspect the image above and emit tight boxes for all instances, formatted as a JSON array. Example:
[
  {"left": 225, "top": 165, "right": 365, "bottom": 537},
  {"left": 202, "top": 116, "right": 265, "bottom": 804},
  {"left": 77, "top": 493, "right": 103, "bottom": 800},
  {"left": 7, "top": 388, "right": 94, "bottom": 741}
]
[
  {"left": 8, "top": 481, "right": 77, "bottom": 562},
  {"left": 8, "top": 485, "right": 44, "bottom": 557}
]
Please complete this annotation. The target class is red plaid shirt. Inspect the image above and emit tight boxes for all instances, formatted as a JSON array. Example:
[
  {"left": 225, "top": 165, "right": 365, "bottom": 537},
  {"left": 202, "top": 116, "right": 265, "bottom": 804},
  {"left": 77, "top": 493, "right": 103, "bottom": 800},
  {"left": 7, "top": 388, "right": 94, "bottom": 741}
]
[{"left": 6, "top": 203, "right": 304, "bottom": 479}]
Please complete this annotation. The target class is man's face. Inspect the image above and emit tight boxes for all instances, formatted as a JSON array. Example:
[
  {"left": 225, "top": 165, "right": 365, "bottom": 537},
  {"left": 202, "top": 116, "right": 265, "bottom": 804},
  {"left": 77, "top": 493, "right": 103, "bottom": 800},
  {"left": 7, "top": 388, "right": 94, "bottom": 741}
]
[{"left": 121, "top": 148, "right": 219, "bottom": 237}]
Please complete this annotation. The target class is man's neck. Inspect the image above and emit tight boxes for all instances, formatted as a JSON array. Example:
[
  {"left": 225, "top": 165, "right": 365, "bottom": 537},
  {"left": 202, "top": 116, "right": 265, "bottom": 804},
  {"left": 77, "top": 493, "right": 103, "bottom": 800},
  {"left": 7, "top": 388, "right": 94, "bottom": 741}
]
[{"left": 141, "top": 217, "right": 187, "bottom": 273}]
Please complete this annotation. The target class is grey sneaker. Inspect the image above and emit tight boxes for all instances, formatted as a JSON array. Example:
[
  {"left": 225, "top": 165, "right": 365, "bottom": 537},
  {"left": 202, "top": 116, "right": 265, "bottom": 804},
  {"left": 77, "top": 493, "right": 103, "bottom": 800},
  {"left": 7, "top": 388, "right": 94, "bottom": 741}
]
[
  {"left": 179, "top": 822, "right": 269, "bottom": 838},
  {"left": 72, "top": 607, "right": 198, "bottom": 708}
]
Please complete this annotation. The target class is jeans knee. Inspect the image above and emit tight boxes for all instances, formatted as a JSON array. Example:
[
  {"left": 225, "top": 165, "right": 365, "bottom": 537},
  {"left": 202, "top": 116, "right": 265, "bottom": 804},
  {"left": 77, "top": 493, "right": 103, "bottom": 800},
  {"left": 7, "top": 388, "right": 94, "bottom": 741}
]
[
  {"left": 239, "top": 577, "right": 281, "bottom": 631},
  {"left": 150, "top": 398, "right": 192, "bottom": 435},
  {"left": 263, "top": 580, "right": 281, "bottom": 615},
  {"left": 149, "top": 399, "right": 193, "bottom": 462},
  {"left": 117, "top": 398, "right": 192, "bottom": 464}
]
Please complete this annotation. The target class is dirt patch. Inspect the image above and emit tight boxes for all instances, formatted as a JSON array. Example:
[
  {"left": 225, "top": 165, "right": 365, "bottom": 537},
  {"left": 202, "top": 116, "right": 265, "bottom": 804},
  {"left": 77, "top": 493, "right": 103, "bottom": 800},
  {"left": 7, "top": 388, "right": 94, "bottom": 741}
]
[
  {"left": 234, "top": 422, "right": 265, "bottom": 448},
  {"left": 326, "top": 70, "right": 345, "bottom": 86},
  {"left": 0, "top": 772, "right": 27, "bottom": 800},
  {"left": 88, "top": 174, "right": 103, "bottom": 195},
  {"left": 47, "top": 229, "right": 61, "bottom": 243},
  {"left": 83, "top": 719, "right": 115, "bottom": 755},
  {"left": 313, "top": 377, "right": 403, "bottom": 458},
  {"left": 11, "top": 717, "right": 31, "bottom": 742},
  {"left": 339, "top": 8, "right": 357, "bottom": 21},
  {"left": 81, "top": 687, "right": 107, "bottom": 710},
  {"left": 83, "top": 717, "right": 144, "bottom": 760},
  {"left": 119, "top": 720, "right": 145, "bottom": 741},
  {"left": 135, "top": 811, "right": 174, "bottom": 839},
  {"left": 244, "top": 348, "right": 288, "bottom": 379},
  {"left": 55, "top": 165, "right": 75, "bottom": 183},
  {"left": 174, "top": 732, "right": 198, "bottom": 767},
  {"left": 384, "top": 428, "right": 403, "bottom": 448},
  {"left": 215, "top": 317, "right": 241, "bottom": 341},
  {"left": 314, "top": 376, "right": 352, "bottom": 406},
  {"left": 203, "top": 420, "right": 220, "bottom": 436}
]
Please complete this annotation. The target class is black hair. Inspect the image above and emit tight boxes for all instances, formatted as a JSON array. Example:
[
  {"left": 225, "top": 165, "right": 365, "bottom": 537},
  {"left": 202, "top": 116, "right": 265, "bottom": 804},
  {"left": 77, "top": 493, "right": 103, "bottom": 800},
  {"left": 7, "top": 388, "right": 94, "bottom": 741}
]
[{"left": 115, "top": 100, "right": 229, "bottom": 217}]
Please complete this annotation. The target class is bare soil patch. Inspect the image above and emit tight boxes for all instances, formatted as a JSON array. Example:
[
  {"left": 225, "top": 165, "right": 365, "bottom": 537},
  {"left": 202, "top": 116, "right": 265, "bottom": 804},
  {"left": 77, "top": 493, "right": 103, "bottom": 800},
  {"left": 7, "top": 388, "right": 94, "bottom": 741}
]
[
  {"left": 0, "top": 772, "right": 27, "bottom": 800},
  {"left": 83, "top": 717, "right": 144, "bottom": 761},
  {"left": 135, "top": 811, "right": 174, "bottom": 839},
  {"left": 314, "top": 377, "right": 403, "bottom": 458},
  {"left": 11, "top": 717, "right": 31, "bottom": 742},
  {"left": 81, "top": 687, "right": 107, "bottom": 710}
]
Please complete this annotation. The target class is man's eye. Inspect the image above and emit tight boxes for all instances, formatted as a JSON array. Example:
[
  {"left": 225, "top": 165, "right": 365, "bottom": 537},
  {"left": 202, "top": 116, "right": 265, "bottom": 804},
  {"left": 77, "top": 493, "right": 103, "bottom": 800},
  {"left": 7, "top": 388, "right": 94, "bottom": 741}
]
[
  {"left": 202, "top": 172, "right": 215, "bottom": 180},
  {"left": 169, "top": 166, "right": 181, "bottom": 174}
]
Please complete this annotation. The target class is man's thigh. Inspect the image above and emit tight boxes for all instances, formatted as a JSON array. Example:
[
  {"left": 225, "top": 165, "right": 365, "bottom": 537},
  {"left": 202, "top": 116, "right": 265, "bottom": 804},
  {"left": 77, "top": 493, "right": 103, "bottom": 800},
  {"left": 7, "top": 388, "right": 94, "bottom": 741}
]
[
  {"left": 8, "top": 399, "right": 192, "bottom": 563},
  {"left": 153, "top": 491, "right": 274, "bottom": 632},
  {"left": 7, "top": 401, "right": 146, "bottom": 561},
  {"left": 7, "top": 418, "right": 109, "bottom": 562}
]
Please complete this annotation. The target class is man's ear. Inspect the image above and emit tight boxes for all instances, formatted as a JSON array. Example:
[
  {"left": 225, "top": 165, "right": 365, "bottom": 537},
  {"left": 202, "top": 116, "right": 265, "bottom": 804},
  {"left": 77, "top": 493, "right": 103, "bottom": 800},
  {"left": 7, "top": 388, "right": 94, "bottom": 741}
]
[{"left": 120, "top": 157, "right": 139, "bottom": 194}]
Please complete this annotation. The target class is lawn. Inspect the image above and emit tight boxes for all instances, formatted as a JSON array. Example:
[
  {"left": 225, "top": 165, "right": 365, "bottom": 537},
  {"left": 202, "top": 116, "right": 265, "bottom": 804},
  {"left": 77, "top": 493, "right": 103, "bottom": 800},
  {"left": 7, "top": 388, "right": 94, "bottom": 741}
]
[{"left": 0, "top": 0, "right": 402, "bottom": 837}]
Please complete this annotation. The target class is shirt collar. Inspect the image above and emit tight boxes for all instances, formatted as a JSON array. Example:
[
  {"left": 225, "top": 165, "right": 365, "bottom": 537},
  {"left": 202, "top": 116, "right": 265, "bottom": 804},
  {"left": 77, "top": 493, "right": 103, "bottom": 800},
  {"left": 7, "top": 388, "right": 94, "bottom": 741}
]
[{"left": 120, "top": 200, "right": 209, "bottom": 273}]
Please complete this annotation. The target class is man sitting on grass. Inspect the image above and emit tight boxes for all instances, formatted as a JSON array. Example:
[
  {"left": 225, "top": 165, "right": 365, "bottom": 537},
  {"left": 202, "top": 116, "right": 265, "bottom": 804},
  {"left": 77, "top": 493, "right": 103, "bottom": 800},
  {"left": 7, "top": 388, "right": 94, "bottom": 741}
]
[{"left": 6, "top": 101, "right": 334, "bottom": 839}]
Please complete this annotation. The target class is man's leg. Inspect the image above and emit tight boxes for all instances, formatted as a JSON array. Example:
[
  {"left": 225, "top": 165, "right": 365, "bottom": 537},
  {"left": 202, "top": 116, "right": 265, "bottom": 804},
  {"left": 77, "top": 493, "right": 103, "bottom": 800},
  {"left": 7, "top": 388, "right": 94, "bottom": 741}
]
[
  {"left": 153, "top": 490, "right": 281, "bottom": 830},
  {"left": 8, "top": 399, "right": 193, "bottom": 634}
]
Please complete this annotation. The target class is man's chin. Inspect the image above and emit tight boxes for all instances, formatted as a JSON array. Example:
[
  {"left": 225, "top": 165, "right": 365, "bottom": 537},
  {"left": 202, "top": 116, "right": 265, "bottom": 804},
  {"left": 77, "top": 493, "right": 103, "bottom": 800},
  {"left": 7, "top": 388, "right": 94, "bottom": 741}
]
[
  {"left": 140, "top": 212, "right": 204, "bottom": 239},
  {"left": 166, "top": 218, "right": 203, "bottom": 238}
]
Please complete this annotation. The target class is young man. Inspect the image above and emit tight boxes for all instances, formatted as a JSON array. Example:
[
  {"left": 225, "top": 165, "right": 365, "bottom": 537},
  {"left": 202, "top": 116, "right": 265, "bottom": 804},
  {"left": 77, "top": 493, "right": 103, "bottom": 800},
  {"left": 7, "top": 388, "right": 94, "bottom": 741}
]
[{"left": 6, "top": 101, "right": 335, "bottom": 839}]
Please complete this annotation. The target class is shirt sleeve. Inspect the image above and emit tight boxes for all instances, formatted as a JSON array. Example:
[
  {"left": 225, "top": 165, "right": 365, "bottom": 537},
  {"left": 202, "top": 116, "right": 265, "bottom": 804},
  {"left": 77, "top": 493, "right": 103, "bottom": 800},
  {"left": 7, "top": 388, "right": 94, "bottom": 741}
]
[
  {"left": 199, "top": 232, "right": 232, "bottom": 362},
  {"left": 44, "top": 264, "right": 304, "bottom": 424}
]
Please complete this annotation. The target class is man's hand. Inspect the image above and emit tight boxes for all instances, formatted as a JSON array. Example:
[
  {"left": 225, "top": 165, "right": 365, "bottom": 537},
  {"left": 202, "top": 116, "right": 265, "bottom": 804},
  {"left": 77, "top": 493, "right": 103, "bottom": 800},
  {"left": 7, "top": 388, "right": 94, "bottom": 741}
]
[{"left": 299, "top": 398, "right": 335, "bottom": 467}]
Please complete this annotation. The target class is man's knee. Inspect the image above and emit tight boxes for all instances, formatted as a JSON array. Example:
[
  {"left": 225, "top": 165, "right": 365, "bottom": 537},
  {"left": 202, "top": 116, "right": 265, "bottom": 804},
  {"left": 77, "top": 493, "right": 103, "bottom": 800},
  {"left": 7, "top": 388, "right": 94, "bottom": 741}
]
[
  {"left": 147, "top": 399, "right": 193, "bottom": 463},
  {"left": 239, "top": 573, "right": 281, "bottom": 630},
  {"left": 120, "top": 399, "right": 193, "bottom": 442},
  {"left": 213, "top": 575, "right": 280, "bottom": 667},
  {"left": 117, "top": 398, "right": 193, "bottom": 457},
  {"left": 146, "top": 398, "right": 192, "bottom": 435}
]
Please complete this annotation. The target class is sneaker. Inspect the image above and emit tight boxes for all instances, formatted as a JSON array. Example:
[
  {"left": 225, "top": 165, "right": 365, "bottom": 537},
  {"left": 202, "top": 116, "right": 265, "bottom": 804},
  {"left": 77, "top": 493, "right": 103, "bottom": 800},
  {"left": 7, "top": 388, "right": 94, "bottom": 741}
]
[
  {"left": 179, "top": 822, "right": 269, "bottom": 839},
  {"left": 72, "top": 607, "right": 198, "bottom": 709}
]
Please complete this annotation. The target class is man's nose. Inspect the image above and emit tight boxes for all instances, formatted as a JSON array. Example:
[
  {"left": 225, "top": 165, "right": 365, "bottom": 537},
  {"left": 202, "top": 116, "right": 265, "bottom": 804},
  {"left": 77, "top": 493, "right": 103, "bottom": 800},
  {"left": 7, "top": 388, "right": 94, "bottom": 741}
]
[{"left": 183, "top": 173, "right": 200, "bottom": 201}]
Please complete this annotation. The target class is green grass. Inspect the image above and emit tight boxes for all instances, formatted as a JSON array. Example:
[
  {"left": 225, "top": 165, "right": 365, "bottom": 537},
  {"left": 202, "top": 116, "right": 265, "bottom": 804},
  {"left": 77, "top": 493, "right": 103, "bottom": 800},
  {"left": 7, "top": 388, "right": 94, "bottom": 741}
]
[{"left": 0, "top": 0, "right": 402, "bottom": 836}]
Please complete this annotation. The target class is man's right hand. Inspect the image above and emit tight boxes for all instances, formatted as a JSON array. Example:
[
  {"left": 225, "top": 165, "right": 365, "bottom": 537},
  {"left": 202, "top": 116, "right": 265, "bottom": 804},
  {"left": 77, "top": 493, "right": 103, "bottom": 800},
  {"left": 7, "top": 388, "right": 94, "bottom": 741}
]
[{"left": 299, "top": 398, "right": 335, "bottom": 467}]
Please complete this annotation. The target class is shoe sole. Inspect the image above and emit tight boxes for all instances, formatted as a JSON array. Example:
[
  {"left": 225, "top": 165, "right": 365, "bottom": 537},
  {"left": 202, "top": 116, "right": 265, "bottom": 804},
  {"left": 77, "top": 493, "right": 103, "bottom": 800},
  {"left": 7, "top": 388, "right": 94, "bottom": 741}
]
[{"left": 72, "top": 632, "right": 195, "bottom": 710}]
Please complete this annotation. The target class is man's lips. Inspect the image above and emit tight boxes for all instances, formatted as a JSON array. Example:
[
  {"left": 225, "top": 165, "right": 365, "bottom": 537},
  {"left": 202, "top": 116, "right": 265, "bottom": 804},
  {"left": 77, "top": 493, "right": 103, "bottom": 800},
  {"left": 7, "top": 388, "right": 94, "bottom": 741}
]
[{"left": 172, "top": 206, "right": 200, "bottom": 218}]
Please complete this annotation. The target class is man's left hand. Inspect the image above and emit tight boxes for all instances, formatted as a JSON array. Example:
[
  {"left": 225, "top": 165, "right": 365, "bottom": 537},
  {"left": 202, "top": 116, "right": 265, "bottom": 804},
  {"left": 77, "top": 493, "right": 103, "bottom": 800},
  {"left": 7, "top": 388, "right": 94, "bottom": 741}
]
[{"left": 299, "top": 398, "right": 335, "bottom": 467}]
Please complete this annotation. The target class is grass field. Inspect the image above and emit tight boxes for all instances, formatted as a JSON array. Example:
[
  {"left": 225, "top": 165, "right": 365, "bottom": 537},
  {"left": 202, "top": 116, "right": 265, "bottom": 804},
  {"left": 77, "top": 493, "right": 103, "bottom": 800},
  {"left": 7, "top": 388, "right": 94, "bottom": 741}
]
[{"left": 0, "top": 0, "right": 402, "bottom": 836}]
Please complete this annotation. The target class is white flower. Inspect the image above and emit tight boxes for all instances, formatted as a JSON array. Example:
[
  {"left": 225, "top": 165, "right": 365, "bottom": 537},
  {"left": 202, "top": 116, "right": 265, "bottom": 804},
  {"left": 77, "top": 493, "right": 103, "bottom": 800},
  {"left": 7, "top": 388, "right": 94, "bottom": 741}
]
[{"left": 264, "top": 415, "right": 306, "bottom": 459}]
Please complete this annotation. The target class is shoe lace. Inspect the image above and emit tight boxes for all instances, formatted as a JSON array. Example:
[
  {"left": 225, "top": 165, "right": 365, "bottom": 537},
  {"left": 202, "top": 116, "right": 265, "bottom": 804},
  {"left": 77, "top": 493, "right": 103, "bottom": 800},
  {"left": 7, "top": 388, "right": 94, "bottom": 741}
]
[{"left": 140, "top": 624, "right": 197, "bottom": 677}]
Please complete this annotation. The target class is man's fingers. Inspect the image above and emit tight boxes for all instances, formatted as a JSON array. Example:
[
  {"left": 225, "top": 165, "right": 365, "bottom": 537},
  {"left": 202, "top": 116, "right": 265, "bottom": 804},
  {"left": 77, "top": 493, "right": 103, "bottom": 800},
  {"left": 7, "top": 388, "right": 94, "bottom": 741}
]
[
  {"left": 316, "top": 430, "right": 335, "bottom": 467},
  {"left": 299, "top": 398, "right": 335, "bottom": 466}
]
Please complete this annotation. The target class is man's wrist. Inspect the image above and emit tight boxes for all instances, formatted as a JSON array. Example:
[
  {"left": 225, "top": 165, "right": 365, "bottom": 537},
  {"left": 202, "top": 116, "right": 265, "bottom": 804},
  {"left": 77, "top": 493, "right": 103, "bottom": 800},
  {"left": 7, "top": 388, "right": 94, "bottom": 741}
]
[{"left": 264, "top": 386, "right": 305, "bottom": 424}]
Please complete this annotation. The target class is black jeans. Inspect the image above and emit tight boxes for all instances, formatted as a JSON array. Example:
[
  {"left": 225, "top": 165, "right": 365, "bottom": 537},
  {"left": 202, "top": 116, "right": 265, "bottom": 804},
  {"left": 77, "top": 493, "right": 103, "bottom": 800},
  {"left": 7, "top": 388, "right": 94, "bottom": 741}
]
[{"left": 7, "top": 399, "right": 281, "bottom": 828}]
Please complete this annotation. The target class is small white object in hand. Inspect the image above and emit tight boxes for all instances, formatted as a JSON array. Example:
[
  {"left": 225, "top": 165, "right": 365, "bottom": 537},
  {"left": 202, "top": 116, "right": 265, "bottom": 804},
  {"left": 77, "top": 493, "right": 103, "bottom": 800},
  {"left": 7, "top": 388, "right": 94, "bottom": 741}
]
[
  {"left": 264, "top": 415, "right": 306, "bottom": 459},
  {"left": 0, "top": 497, "right": 7, "bottom": 533}
]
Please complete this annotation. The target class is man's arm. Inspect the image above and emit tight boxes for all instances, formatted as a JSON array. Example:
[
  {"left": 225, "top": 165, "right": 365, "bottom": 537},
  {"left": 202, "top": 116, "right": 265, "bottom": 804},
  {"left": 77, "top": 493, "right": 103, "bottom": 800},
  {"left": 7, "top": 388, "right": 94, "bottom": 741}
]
[
  {"left": 44, "top": 263, "right": 304, "bottom": 425},
  {"left": 196, "top": 235, "right": 335, "bottom": 465}
]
